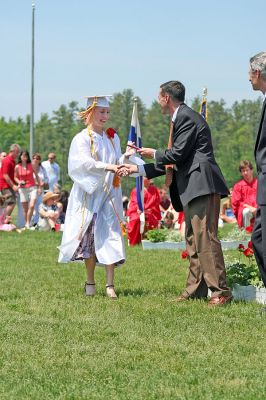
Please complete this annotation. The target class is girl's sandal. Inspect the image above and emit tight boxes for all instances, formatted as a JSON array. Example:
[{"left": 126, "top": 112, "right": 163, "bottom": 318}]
[
  {"left": 106, "top": 285, "right": 118, "bottom": 300},
  {"left": 84, "top": 282, "right": 96, "bottom": 296}
]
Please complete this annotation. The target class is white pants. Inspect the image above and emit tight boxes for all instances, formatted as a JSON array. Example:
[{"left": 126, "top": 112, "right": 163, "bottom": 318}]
[
  {"left": 19, "top": 186, "right": 38, "bottom": 203},
  {"left": 243, "top": 208, "right": 253, "bottom": 228}
]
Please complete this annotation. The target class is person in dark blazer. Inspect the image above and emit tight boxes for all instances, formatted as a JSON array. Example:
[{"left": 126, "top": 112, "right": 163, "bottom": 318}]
[
  {"left": 249, "top": 52, "right": 266, "bottom": 291},
  {"left": 121, "top": 81, "right": 232, "bottom": 306}
]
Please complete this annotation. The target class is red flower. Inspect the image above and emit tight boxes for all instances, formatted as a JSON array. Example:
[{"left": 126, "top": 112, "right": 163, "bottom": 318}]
[
  {"left": 238, "top": 244, "right": 245, "bottom": 252},
  {"left": 106, "top": 127, "right": 117, "bottom": 139},
  {"left": 248, "top": 240, "right": 253, "bottom": 249},
  {"left": 181, "top": 250, "right": 188, "bottom": 260},
  {"left": 243, "top": 248, "right": 254, "bottom": 258},
  {"left": 245, "top": 225, "right": 253, "bottom": 234}
]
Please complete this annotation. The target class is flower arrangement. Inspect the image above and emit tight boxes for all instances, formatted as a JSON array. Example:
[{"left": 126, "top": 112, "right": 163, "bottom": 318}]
[
  {"left": 145, "top": 229, "right": 168, "bottom": 243},
  {"left": 219, "top": 225, "right": 252, "bottom": 241},
  {"left": 145, "top": 228, "right": 183, "bottom": 243},
  {"left": 165, "top": 229, "right": 183, "bottom": 243},
  {"left": 225, "top": 241, "right": 263, "bottom": 288}
]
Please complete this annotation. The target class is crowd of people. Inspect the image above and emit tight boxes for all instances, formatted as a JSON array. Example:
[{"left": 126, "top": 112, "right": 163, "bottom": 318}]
[
  {"left": 0, "top": 146, "right": 68, "bottom": 232},
  {"left": 0, "top": 144, "right": 203, "bottom": 240},
  {"left": 1, "top": 51, "right": 266, "bottom": 308}
]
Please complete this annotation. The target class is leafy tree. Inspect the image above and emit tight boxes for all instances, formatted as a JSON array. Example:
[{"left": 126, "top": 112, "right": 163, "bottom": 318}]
[
  {"left": 0, "top": 116, "right": 29, "bottom": 152},
  {"left": 35, "top": 113, "right": 56, "bottom": 157},
  {"left": 109, "top": 89, "right": 146, "bottom": 151},
  {"left": 52, "top": 101, "right": 80, "bottom": 186},
  {"left": 143, "top": 101, "right": 170, "bottom": 149}
]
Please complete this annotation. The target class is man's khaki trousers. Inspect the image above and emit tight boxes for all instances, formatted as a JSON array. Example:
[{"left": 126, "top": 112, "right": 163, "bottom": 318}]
[{"left": 183, "top": 194, "right": 231, "bottom": 298}]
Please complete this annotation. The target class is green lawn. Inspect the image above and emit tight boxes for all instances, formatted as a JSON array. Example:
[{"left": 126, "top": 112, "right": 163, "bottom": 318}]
[{"left": 0, "top": 231, "right": 266, "bottom": 400}]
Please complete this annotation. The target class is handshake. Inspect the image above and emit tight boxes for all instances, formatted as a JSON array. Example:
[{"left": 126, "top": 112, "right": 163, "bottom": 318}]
[
  {"left": 104, "top": 146, "right": 156, "bottom": 176},
  {"left": 105, "top": 164, "right": 139, "bottom": 177}
]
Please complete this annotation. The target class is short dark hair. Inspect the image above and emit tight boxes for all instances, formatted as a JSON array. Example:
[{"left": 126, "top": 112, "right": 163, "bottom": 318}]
[
  {"left": 239, "top": 160, "right": 253, "bottom": 172},
  {"left": 165, "top": 211, "right": 174, "bottom": 220},
  {"left": 18, "top": 150, "right": 31, "bottom": 164},
  {"left": 160, "top": 81, "right": 185, "bottom": 102}
]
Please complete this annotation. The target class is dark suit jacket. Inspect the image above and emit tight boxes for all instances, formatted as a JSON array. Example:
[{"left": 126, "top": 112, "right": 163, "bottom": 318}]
[
  {"left": 254, "top": 98, "right": 266, "bottom": 206},
  {"left": 144, "top": 103, "right": 229, "bottom": 211}
]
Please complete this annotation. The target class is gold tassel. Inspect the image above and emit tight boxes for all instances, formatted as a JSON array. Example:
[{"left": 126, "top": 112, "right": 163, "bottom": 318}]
[
  {"left": 87, "top": 127, "right": 95, "bottom": 156},
  {"left": 78, "top": 97, "right": 98, "bottom": 123},
  {"left": 77, "top": 193, "right": 87, "bottom": 240},
  {"left": 120, "top": 222, "right": 127, "bottom": 236}
]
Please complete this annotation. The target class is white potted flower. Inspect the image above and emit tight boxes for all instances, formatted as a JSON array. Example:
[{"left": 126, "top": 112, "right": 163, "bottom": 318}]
[{"left": 226, "top": 241, "right": 266, "bottom": 304}]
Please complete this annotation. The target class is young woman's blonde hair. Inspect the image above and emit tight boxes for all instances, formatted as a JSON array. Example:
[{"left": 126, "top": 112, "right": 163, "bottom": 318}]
[{"left": 78, "top": 97, "right": 98, "bottom": 125}]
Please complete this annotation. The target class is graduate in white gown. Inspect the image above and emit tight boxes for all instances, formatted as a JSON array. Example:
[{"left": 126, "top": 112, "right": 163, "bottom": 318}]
[{"left": 58, "top": 95, "right": 143, "bottom": 299}]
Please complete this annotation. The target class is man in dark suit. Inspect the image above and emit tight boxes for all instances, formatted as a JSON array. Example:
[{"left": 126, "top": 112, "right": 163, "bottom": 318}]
[
  {"left": 122, "top": 81, "right": 232, "bottom": 306},
  {"left": 249, "top": 52, "right": 266, "bottom": 290}
]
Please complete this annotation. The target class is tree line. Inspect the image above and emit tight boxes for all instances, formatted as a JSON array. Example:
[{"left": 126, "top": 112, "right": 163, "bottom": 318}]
[{"left": 0, "top": 89, "right": 263, "bottom": 194}]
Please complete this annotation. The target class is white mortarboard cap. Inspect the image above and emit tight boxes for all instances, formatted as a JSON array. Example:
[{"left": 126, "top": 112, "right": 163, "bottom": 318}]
[{"left": 85, "top": 95, "right": 112, "bottom": 109}]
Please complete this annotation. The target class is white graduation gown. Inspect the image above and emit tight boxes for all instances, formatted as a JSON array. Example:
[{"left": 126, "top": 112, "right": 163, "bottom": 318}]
[{"left": 58, "top": 128, "right": 143, "bottom": 265}]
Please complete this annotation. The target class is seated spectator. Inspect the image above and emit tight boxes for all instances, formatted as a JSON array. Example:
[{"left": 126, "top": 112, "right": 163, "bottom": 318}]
[
  {"left": 56, "top": 189, "right": 69, "bottom": 224},
  {"left": 159, "top": 185, "right": 171, "bottom": 217},
  {"left": 232, "top": 160, "right": 257, "bottom": 228},
  {"left": 219, "top": 189, "right": 237, "bottom": 225},
  {"left": 163, "top": 202, "right": 179, "bottom": 227},
  {"left": 0, "top": 195, "right": 18, "bottom": 232},
  {"left": 162, "top": 202, "right": 185, "bottom": 237},
  {"left": 37, "top": 191, "right": 60, "bottom": 231},
  {"left": 163, "top": 211, "right": 175, "bottom": 229},
  {"left": 52, "top": 184, "right": 63, "bottom": 213}
]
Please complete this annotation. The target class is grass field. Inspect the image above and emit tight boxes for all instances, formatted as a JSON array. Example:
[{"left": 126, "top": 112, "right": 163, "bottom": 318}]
[{"left": 1, "top": 231, "right": 266, "bottom": 399}]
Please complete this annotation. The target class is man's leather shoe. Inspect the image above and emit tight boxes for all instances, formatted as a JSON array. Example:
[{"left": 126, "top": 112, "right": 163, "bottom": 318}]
[
  {"left": 172, "top": 295, "right": 189, "bottom": 303},
  {"left": 208, "top": 295, "right": 233, "bottom": 307}
]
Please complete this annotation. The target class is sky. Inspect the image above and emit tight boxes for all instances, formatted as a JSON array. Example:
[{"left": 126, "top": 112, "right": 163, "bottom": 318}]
[{"left": 0, "top": 0, "right": 265, "bottom": 120}]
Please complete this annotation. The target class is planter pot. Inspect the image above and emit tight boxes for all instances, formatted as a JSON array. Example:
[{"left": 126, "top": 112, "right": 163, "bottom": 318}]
[
  {"left": 142, "top": 239, "right": 249, "bottom": 251},
  {"left": 232, "top": 283, "right": 266, "bottom": 304},
  {"left": 220, "top": 240, "right": 249, "bottom": 250},
  {"left": 141, "top": 240, "right": 185, "bottom": 250},
  {"left": 232, "top": 283, "right": 256, "bottom": 302},
  {"left": 255, "top": 287, "right": 266, "bottom": 304}
]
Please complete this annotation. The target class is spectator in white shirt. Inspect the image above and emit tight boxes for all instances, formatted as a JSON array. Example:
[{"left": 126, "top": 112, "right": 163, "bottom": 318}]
[{"left": 42, "top": 152, "right": 60, "bottom": 191}]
